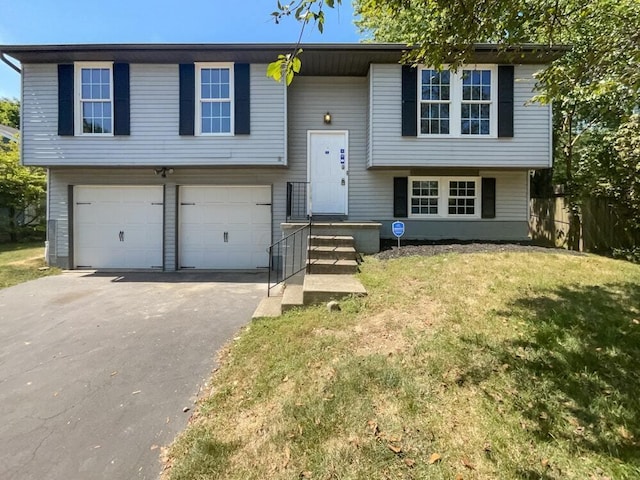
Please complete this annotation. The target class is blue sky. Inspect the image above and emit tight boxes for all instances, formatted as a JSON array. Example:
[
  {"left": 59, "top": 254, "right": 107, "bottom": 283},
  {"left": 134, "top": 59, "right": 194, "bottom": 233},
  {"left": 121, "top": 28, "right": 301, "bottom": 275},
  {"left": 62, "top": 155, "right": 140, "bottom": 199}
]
[{"left": 0, "top": 0, "right": 362, "bottom": 99}]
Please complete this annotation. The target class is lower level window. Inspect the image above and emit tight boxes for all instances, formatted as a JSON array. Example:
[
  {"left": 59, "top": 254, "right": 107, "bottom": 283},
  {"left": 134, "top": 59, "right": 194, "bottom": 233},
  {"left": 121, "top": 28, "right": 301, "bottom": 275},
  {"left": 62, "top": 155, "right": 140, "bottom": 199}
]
[
  {"left": 411, "top": 180, "right": 439, "bottom": 215},
  {"left": 409, "top": 176, "right": 479, "bottom": 218},
  {"left": 448, "top": 181, "right": 476, "bottom": 215}
]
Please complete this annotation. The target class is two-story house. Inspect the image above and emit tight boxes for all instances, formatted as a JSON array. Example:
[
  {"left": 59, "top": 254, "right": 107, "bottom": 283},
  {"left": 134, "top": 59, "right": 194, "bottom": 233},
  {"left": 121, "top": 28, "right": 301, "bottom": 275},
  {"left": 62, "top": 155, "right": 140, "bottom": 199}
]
[{"left": 0, "top": 43, "right": 562, "bottom": 271}]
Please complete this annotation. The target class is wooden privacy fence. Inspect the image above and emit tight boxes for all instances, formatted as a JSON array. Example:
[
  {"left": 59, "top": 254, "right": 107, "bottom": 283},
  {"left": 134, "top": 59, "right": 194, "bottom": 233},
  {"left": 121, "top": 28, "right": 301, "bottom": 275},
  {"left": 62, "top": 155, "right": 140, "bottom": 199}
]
[{"left": 529, "top": 197, "right": 640, "bottom": 252}]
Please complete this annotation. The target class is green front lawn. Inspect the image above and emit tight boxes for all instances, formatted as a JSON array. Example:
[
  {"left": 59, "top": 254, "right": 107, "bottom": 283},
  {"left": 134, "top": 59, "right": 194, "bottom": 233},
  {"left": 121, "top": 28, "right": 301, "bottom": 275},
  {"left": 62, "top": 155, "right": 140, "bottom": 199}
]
[
  {"left": 0, "top": 242, "right": 60, "bottom": 289},
  {"left": 165, "top": 251, "right": 640, "bottom": 480}
]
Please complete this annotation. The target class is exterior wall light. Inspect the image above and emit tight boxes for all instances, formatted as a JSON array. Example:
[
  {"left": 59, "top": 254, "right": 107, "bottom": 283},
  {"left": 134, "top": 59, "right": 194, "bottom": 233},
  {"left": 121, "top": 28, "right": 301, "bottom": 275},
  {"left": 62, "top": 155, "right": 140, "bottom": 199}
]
[
  {"left": 323, "top": 112, "right": 332, "bottom": 124},
  {"left": 154, "top": 167, "right": 174, "bottom": 178}
]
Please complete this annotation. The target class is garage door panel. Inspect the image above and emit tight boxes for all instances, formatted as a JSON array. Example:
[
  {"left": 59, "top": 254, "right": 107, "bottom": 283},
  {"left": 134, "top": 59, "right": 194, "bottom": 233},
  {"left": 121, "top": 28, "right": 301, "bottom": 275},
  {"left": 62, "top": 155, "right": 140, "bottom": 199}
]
[
  {"left": 179, "top": 186, "right": 271, "bottom": 269},
  {"left": 122, "top": 225, "right": 163, "bottom": 248},
  {"left": 74, "top": 186, "right": 163, "bottom": 269}
]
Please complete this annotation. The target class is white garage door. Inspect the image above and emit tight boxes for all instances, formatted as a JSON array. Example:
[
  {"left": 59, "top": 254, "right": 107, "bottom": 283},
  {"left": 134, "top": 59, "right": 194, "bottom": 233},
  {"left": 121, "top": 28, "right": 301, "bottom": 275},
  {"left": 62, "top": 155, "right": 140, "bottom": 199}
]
[
  {"left": 179, "top": 186, "right": 271, "bottom": 269},
  {"left": 74, "top": 186, "right": 164, "bottom": 269}
]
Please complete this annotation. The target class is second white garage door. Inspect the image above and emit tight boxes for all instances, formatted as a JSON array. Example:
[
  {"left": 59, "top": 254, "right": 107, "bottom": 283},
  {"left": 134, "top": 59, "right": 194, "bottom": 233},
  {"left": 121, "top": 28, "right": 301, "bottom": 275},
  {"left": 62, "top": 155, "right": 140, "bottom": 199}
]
[{"left": 179, "top": 186, "right": 272, "bottom": 269}]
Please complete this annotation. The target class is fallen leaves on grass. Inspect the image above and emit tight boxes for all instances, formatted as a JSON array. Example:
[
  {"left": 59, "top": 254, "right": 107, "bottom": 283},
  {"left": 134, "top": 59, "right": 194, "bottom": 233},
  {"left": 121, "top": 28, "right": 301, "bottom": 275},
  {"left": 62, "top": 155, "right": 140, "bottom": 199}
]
[
  {"left": 428, "top": 453, "right": 442, "bottom": 464},
  {"left": 461, "top": 458, "right": 476, "bottom": 470},
  {"left": 387, "top": 443, "right": 402, "bottom": 454}
]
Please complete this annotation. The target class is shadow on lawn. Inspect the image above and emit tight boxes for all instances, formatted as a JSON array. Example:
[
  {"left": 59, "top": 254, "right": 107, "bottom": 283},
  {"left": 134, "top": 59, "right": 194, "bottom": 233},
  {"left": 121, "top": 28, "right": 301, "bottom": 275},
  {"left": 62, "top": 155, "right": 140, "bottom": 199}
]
[{"left": 466, "top": 282, "right": 640, "bottom": 462}]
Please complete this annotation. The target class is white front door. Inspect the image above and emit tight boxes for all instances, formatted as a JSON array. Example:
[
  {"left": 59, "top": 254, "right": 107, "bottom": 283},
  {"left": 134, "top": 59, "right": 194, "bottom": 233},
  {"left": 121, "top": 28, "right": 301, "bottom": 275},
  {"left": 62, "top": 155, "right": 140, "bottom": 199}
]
[{"left": 308, "top": 131, "right": 348, "bottom": 215}]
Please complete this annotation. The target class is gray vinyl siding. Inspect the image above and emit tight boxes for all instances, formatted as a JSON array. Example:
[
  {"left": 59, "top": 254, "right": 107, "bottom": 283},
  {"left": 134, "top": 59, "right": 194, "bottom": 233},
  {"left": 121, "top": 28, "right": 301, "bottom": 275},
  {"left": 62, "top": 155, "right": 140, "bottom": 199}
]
[
  {"left": 368, "top": 170, "right": 530, "bottom": 240},
  {"left": 47, "top": 168, "right": 288, "bottom": 269},
  {"left": 286, "top": 76, "right": 530, "bottom": 241},
  {"left": 369, "top": 64, "right": 551, "bottom": 168},
  {"left": 366, "top": 68, "right": 372, "bottom": 168},
  {"left": 287, "top": 76, "right": 369, "bottom": 209},
  {"left": 21, "top": 63, "right": 286, "bottom": 167},
  {"left": 343, "top": 169, "right": 528, "bottom": 222}
]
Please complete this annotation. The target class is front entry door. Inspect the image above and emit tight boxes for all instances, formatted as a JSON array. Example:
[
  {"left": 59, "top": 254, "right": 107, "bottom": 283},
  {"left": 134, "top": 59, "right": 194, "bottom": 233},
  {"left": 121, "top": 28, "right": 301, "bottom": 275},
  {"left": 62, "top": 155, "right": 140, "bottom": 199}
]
[{"left": 308, "top": 131, "right": 348, "bottom": 215}]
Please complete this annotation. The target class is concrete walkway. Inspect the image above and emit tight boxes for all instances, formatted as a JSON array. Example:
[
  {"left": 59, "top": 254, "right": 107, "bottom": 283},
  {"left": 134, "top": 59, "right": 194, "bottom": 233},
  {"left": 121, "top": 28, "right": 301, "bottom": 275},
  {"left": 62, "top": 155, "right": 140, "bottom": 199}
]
[{"left": 0, "top": 271, "right": 265, "bottom": 480}]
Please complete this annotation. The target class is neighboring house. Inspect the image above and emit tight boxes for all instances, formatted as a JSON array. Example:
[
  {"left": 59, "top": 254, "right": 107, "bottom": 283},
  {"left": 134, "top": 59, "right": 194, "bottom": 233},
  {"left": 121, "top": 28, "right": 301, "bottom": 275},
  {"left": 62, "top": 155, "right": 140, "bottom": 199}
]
[
  {"left": 0, "top": 123, "right": 18, "bottom": 143},
  {"left": 0, "top": 124, "right": 18, "bottom": 241},
  {"left": 0, "top": 43, "right": 562, "bottom": 270}
]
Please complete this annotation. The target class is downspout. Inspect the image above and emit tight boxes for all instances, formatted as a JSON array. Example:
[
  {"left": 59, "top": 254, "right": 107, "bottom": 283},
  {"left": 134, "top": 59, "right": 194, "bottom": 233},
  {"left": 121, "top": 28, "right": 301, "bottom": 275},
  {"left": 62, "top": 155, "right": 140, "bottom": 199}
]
[{"left": 0, "top": 52, "right": 22, "bottom": 73}]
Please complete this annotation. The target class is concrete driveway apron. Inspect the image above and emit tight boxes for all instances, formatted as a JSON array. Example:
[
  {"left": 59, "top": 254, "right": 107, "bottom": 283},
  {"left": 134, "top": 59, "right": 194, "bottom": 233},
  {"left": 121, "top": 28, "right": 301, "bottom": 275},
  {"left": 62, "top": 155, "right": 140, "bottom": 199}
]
[{"left": 0, "top": 271, "right": 265, "bottom": 480}]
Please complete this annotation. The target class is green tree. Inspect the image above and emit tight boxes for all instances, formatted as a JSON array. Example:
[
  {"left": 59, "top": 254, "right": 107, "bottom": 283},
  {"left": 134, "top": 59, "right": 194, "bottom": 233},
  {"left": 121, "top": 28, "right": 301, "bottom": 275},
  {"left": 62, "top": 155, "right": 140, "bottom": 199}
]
[
  {"left": 0, "top": 98, "right": 20, "bottom": 129},
  {"left": 268, "top": 0, "right": 342, "bottom": 84},
  {"left": 271, "top": 0, "right": 640, "bottom": 250},
  {"left": 0, "top": 138, "right": 46, "bottom": 242}
]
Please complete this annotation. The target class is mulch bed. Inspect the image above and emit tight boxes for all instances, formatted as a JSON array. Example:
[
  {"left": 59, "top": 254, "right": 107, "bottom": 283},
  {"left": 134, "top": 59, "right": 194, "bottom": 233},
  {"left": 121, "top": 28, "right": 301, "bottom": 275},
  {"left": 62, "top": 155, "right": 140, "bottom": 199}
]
[{"left": 373, "top": 241, "right": 584, "bottom": 260}]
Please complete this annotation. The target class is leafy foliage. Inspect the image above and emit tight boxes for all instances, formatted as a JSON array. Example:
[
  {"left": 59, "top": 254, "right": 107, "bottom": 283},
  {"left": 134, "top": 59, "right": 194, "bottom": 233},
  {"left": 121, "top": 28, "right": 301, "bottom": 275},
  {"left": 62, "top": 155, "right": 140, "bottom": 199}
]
[
  {"left": 0, "top": 98, "right": 20, "bottom": 129},
  {"left": 0, "top": 139, "right": 46, "bottom": 242},
  {"left": 267, "top": 1, "right": 341, "bottom": 84},
  {"left": 352, "top": 0, "right": 640, "bottom": 251}
]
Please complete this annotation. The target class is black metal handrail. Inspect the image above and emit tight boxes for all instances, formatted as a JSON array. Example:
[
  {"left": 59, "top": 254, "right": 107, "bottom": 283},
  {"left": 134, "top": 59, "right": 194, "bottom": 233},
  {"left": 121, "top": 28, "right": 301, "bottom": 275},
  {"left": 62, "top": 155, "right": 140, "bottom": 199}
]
[
  {"left": 267, "top": 219, "right": 312, "bottom": 297},
  {"left": 286, "top": 181, "right": 309, "bottom": 222}
]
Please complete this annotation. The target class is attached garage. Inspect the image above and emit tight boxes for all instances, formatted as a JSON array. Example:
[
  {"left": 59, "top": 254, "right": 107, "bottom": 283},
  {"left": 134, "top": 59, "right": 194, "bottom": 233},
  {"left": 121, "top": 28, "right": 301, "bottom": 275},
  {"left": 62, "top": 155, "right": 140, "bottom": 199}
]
[
  {"left": 178, "top": 186, "right": 271, "bottom": 269},
  {"left": 73, "top": 186, "right": 164, "bottom": 269}
]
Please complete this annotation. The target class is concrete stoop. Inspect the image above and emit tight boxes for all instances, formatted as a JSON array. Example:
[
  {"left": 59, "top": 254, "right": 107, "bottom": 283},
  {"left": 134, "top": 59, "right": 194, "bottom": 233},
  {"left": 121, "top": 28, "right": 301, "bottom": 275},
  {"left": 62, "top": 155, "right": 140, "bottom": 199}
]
[
  {"left": 252, "top": 274, "right": 367, "bottom": 318},
  {"left": 281, "top": 283, "right": 304, "bottom": 312},
  {"left": 302, "top": 274, "right": 367, "bottom": 304},
  {"left": 251, "top": 295, "right": 283, "bottom": 318},
  {"left": 306, "top": 235, "right": 360, "bottom": 275},
  {"left": 252, "top": 235, "right": 367, "bottom": 318}
]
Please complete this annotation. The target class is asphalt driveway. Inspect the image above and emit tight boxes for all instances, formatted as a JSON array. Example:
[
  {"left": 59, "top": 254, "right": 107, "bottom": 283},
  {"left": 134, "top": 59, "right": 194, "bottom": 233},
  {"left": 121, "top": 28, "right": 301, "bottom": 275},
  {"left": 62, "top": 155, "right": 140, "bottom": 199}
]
[{"left": 0, "top": 271, "right": 266, "bottom": 480}]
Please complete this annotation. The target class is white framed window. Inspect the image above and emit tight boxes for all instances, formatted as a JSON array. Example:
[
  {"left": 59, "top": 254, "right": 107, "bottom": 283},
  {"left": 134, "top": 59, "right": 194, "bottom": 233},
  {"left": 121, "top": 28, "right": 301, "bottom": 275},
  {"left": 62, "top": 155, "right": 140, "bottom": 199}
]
[
  {"left": 409, "top": 176, "right": 480, "bottom": 218},
  {"left": 75, "top": 62, "right": 113, "bottom": 135},
  {"left": 418, "top": 65, "right": 497, "bottom": 137},
  {"left": 411, "top": 179, "right": 440, "bottom": 215},
  {"left": 196, "top": 63, "right": 234, "bottom": 136},
  {"left": 420, "top": 69, "right": 451, "bottom": 135},
  {"left": 447, "top": 180, "right": 477, "bottom": 215}
]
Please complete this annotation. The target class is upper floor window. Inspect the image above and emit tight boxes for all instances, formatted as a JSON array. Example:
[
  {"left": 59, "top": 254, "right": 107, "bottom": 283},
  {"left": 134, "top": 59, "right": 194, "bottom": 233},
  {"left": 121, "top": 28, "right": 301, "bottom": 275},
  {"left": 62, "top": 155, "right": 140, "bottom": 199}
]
[
  {"left": 409, "top": 176, "right": 480, "bottom": 218},
  {"left": 420, "top": 70, "right": 450, "bottom": 135},
  {"left": 76, "top": 62, "right": 113, "bottom": 135},
  {"left": 419, "top": 66, "right": 496, "bottom": 137},
  {"left": 196, "top": 63, "right": 234, "bottom": 135}
]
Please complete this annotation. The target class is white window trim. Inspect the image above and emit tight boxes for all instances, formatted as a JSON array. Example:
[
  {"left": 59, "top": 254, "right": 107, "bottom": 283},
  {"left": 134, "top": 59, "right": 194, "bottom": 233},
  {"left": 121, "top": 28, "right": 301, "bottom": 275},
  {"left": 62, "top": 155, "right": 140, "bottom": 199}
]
[
  {"left": 195, "top": 62, "right": 235, "bottom": 137},
  {"left": 409, "top": 176, "right": 481, "bottom": 219},
  {"left": 74, "top": 62, "right": 114, "bottom": 137},
  {"left": 417, "top": 64, "right": 497, "bottom": 138}
]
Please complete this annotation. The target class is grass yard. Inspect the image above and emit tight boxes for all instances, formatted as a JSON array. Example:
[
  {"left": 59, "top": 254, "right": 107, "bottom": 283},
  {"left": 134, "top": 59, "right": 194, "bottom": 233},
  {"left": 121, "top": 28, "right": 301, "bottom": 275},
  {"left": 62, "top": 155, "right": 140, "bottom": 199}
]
[
  {"left": 165, "top": 251, "right": 640, "bottom": 480},
  {"left": 0, "top": 242, "right": 59, "bottom": 289}
]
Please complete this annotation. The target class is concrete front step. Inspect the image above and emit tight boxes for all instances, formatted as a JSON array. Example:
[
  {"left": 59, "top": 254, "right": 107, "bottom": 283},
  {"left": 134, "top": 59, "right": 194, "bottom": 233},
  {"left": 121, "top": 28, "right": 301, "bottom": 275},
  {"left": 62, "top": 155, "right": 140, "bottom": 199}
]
[
  {"left": 252, "top": 273, "right": 368, "bottom": 318},
  {"left": 281, "top": 283, "right": 304, "bottom": 312},
  {"left": 308, "top": 245, "right": 358, "bottom": 261},
  {"left": 303, "top": 274, "right": 367, "bottom": 305},
  {"left": 307, "top": 259, "right": 358, "bottom": 274},
  {"left": 252, "top": 296, "right": 282, "bottom": 318},
  {"left": 308, "top": 235, "right": 355, "bottom": 248}
]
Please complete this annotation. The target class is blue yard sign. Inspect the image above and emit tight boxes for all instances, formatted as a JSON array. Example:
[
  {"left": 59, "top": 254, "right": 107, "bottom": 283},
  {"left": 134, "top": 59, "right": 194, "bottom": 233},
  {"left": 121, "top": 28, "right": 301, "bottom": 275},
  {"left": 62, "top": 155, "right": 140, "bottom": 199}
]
[
  {"left": 392, "top": 221, "right": 405, "bottom": 249},
  {"left": 392, "top": 221, "right": 405, "bottom": 237}
]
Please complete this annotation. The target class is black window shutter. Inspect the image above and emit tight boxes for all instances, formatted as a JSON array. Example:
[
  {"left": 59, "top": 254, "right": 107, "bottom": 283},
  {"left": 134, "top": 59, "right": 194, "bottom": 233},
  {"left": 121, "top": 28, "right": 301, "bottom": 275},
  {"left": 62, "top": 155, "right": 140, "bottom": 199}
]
[
  {"left": 497, "top": 66, "right": 514, "bottom": 137},
  {"left": 179, "top": 64, "right": 195, "bottom": 136},
  {"left": 113, "top": 63, "right": 130, "bottom": 136},
  {"left": 234, "top": 63, "right": 250, "bottom": 135},
  {"left": 58, "top": 64, "right": 74, "bottom": 136},
  {"left": 481, "top": 178, "right": 496, "bottom": 218},
  {"left": 401, "top": 66, "right": 417, "bottom": 137},
  {"left": 393, "top": 177, "right": 409, "bottom": 218}
]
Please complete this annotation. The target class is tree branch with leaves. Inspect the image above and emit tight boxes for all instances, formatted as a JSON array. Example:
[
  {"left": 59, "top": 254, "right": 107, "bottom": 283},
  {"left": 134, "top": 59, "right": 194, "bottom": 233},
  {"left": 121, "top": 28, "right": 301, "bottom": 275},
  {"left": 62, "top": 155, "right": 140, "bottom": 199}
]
[{"left": 267, "top": 0, "right": 342, "bottom": 84}]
